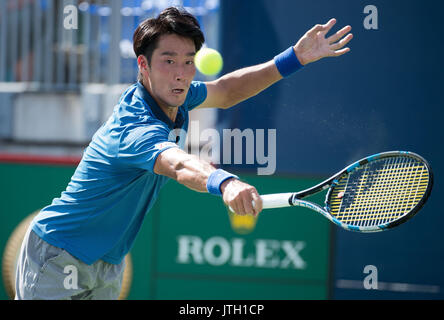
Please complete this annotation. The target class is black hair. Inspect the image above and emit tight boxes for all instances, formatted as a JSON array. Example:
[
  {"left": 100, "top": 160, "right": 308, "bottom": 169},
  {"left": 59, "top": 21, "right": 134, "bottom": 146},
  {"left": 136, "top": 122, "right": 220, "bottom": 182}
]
[{"left": 133, "top": 7, "right": 205, "bottom": 81}]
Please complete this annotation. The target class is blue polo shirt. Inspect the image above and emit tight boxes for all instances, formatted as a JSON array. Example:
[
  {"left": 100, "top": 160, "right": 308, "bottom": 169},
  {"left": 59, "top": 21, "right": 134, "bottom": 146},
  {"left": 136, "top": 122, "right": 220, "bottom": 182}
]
[{"left": 31, "top": 81, "right": 207, "bottom": 265}]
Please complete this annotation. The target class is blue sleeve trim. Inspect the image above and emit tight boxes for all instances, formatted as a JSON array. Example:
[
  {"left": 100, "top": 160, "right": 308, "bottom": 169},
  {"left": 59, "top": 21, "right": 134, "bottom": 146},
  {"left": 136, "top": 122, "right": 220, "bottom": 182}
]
[{"left": 186, "top": 81, "right": 208, "bottom": 111}]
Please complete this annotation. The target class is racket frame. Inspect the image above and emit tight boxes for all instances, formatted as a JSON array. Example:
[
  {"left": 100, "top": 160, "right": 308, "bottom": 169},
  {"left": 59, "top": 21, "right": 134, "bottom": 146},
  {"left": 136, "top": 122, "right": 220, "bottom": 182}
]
[{"left": 283, "top": 151, "right": 434, "bottom": 232}]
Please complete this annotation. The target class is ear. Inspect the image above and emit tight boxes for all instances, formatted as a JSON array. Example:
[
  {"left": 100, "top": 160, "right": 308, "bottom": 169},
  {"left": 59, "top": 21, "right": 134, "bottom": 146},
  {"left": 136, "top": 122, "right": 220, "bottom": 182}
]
[{"left": 137, "top": 55, "right": 149, "bottom": 72}]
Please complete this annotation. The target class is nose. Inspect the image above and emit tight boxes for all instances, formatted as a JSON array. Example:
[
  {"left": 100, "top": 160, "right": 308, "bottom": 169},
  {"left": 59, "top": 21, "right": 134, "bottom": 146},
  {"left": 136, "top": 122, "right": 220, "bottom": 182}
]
[
  {"left": 175, "top": 63, "right": 195, "bottom": 82},
  {"left": 175, "top": 65, "right": 186, "bottom": 82}
]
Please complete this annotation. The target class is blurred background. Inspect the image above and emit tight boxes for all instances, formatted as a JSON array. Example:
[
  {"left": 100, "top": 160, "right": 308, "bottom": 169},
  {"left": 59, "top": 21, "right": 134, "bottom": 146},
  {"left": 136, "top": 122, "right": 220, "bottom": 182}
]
[{"left": 0, "top": 0, "right": 443, "bottom": 300}]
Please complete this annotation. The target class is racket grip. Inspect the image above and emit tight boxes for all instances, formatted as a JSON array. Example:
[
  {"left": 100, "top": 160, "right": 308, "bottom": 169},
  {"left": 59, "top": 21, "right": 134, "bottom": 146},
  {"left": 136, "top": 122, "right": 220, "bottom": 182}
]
[
  {"left": 229, "top": 193, "right": 294, "bottom": 213},
  {"left": 258, "top": 193, "right": 294, "bottom": 209}
]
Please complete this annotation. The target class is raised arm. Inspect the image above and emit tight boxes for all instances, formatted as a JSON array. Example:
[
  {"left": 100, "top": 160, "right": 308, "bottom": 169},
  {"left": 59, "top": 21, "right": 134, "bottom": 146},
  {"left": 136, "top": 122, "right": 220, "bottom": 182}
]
[
  {"left": 197, "top": 18, "right": 352, "bottom": 110},
  {"left": 154, "top": 147, "right": 263, "bottom": 216}
]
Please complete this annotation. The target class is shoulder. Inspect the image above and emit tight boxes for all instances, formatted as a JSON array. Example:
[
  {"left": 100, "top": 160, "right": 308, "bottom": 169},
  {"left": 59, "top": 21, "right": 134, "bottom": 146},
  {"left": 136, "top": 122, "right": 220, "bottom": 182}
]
[
  {"left": 189, "top": 80, "right": 207, "bottom": 91},
  {"left": 183, "top": 81, "right": 208, "bottom": 111},
  {"left": 126, "top": 120, "right": 171, "bottom": 146}
]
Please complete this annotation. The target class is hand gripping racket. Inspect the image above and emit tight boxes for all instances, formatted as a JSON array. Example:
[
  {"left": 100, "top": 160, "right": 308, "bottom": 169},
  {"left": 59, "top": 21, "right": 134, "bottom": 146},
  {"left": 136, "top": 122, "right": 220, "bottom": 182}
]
[{"left": 256, "top": 151, "right": 433, "bottom": 232}]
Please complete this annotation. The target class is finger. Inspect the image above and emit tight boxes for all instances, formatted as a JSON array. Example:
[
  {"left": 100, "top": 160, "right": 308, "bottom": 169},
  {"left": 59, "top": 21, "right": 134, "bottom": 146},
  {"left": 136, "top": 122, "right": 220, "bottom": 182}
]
[
  {"left": 234, "top": 197, "right": 248, "bottom": 215},
  {"left": 251, "top": 192, "right": 263, "bottom": 217},
  {"left": 226, "top": 195, "right": 241, "bottom": 215},
  {"left": 330, "top": 33, "right": 353, "bottom": 51},
  {"left": 230, "top": 202, "right": 243, "bottom": 215},
  {"left": 307, "top": 24, "right": 325, "bottom": 37},
  {"left": 242, "top": 195, "right": 255, "bottom": 216},
  {"left": 327, "top": 25, "right": 352, "bottom": 44},
  {"left": 319, "top": 18, "right": 337, "bottom": 36},
  {"left": 332, "top": 47, "right": 351, "bottom": 57}
]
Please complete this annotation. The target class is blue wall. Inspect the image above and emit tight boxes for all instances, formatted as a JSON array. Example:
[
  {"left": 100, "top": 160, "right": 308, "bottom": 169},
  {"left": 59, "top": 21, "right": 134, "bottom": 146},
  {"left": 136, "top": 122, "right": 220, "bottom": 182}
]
[{"left": 219, "top": 0, "right": 444, "bottom": 299}]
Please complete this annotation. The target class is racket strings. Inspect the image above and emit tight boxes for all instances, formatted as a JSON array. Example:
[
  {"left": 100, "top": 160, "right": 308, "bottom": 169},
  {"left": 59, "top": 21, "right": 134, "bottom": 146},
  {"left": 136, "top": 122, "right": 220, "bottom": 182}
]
[
  {"left": 328, "top": 156, "right": 429, "bottom": 227},
  {"left": 339, "top": 163, "right": 426, "bottom": 225},
  {"left": 340, "top": 165, "right": 426, "bottom": 225}
]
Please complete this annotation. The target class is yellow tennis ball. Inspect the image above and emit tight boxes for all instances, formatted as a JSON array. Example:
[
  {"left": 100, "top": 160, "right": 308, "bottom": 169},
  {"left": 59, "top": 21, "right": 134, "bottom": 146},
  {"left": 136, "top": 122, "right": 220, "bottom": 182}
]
[{"left": 195, "top": 48, "right": 223, "bottom": 76}]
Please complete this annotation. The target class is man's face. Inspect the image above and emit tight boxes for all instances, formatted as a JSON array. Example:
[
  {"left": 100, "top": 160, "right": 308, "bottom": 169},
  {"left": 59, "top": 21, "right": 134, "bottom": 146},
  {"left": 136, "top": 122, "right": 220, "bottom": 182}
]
[{"left": 141, "top": 34, "right": 197, "bottom": 110}]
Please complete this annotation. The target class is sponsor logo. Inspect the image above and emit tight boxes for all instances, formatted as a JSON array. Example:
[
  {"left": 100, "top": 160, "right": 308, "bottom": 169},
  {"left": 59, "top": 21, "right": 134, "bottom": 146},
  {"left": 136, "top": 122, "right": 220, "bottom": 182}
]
[{"left": 176, "top": 235, "right": 307, "bottom": 269}]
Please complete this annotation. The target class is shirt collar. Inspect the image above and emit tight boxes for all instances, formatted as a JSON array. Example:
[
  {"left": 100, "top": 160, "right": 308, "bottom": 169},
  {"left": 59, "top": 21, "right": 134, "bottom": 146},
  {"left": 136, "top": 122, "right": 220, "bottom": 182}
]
[{"left": 135, "top": 82, "right": 185, "bottom": 130}]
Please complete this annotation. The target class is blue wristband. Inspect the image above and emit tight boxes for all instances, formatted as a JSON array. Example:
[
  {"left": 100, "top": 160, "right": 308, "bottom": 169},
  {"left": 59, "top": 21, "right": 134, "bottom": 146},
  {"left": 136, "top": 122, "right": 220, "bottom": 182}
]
[
  {"left": 207, "top": 169, "right": 239, "bottom": 196},
  {"left": 274, "top": 46, "right": 304, "bottom": 78}
]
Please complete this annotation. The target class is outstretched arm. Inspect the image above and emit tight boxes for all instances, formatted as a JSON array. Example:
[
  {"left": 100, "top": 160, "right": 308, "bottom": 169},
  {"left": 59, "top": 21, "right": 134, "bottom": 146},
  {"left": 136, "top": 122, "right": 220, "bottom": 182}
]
[{"left": 197, "top": 18, "right": 352, "bottom": 110}]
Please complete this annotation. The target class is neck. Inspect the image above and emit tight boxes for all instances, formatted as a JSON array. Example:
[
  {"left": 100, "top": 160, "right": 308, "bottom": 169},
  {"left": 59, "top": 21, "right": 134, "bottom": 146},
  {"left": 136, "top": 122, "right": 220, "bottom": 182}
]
[
  {"left": 142, "top": 81, "right": 178, "bottom": 123},
  {"left": 160, "top": 104, "right": 178, "bottom": 123}
]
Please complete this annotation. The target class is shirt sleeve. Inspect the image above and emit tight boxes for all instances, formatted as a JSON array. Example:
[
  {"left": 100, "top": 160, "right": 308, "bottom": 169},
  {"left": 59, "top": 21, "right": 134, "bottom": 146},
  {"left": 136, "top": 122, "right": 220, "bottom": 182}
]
[
  {"left": 118, "top": 123, "right": 179, "bottom": 173},
  {"left": 184, "top": 81, "right": 208, "bottom": 111}
]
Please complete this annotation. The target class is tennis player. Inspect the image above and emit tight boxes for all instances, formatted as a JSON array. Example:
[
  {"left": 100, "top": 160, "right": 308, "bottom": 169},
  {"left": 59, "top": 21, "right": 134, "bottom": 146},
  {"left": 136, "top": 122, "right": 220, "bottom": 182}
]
[{"left": 15, "top": 7, "right": 352, "bottom": 299}]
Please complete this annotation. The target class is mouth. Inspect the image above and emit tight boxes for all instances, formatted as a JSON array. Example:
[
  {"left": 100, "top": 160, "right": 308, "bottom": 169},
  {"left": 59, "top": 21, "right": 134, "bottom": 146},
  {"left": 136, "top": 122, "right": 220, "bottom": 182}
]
[{"left": 172, "top": 88, "right": 185, "bottom": 95}]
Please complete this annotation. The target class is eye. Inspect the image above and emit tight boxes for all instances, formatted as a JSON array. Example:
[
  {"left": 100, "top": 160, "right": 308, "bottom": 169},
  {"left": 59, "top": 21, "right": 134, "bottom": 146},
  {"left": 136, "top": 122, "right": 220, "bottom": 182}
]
[
  {"left": 186, "top": 60, "right": 194, "bottom": 65},
  {"left": 166, "top": 59, "right": 174, "bottom": 64}
]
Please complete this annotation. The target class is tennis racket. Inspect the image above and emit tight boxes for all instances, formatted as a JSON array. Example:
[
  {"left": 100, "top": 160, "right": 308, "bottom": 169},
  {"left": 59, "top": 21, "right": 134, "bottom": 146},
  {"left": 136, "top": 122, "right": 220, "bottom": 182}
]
[{"left": 255, "top": 151, "right": 433, "bottom": 232}]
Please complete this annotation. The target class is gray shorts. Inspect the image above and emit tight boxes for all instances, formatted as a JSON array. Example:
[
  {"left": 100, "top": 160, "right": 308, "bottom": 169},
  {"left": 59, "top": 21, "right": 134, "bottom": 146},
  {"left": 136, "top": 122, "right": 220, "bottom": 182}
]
[{"left": 15, "top": 227, "right": 125, "bottom": 300}]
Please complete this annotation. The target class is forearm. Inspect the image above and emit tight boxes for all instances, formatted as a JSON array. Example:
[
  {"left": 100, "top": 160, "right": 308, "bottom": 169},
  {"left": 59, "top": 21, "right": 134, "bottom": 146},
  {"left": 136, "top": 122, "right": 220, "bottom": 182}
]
[
  {"left": 215, "top": 60, "right": 282, "bottom": 109},
  {"left": 170, "top": 154, "right": 261, "bottom": 216},
  {"left": 154, "top": 148, "right": 215, "bottom": 192},
  {"left": 174, "top": 154, "right": 216, "bottom": 192},
  {"left": 154, "top": 148, "right": 262, "bottom": 216}
]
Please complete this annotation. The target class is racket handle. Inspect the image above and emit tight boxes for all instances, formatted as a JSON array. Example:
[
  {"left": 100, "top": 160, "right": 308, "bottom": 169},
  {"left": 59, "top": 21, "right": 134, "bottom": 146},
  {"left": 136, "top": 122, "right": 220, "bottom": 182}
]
[
  {"left": 228, "top": 193, "right": 294, "bottom": 213},
  {"left": 260, "top": 193, "right": 294, "bottom": 209}
]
